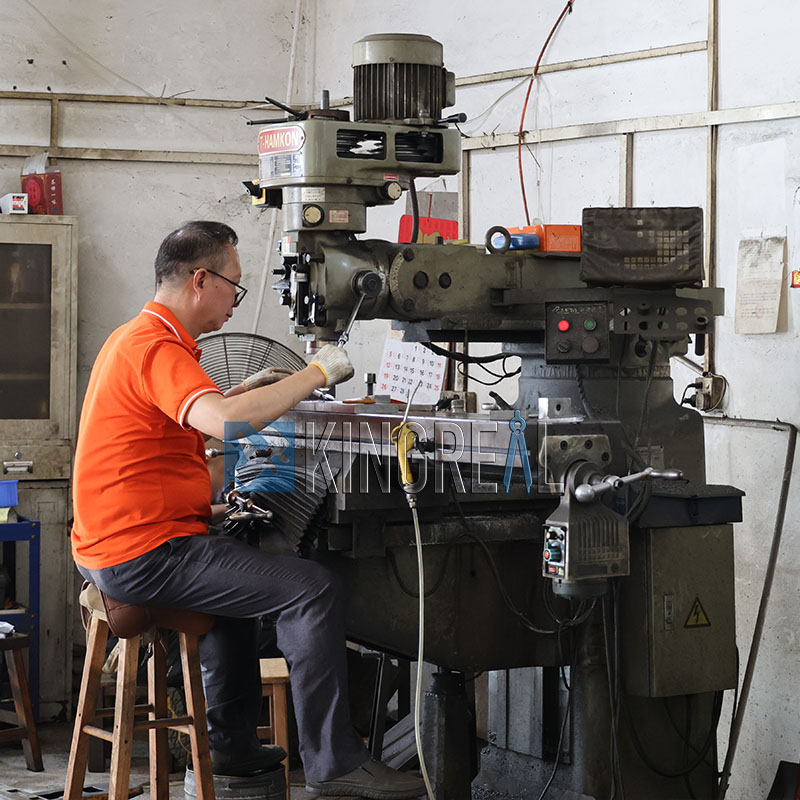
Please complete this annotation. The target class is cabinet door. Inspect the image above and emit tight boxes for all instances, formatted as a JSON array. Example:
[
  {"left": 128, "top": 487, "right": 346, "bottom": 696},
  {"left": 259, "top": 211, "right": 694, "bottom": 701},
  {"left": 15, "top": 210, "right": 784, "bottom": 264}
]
[{"left": 0, "top": 217, "right": 77, "bottom": 443}]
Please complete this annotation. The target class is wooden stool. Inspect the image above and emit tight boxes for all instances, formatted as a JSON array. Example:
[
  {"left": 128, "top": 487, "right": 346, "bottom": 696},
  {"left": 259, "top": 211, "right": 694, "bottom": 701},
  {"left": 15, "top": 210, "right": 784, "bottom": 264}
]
[
  {"left": 0, "top": 633, "right": 43, "bottom": 771},
  {"left": 257, "top": 657, "right": 289, "bottom": 785},
  {"left": 65, "top": 590, "right": 216, "bottom": 800}
]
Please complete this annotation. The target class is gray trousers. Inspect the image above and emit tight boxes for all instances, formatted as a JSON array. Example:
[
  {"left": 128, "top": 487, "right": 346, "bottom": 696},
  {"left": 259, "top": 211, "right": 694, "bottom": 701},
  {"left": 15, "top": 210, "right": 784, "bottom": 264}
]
[{"left": 76, "top": 534, "right": 369, "bottom": 782}]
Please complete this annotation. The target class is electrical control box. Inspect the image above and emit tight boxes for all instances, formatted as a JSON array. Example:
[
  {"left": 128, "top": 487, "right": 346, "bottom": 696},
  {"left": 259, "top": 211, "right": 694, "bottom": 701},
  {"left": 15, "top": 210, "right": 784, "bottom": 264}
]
[
  {"left": 621, "top": 524, "right": 737, "bottom": 697},
  {"left": 545, "top": 301, "right": 611, "bottom": 364}
]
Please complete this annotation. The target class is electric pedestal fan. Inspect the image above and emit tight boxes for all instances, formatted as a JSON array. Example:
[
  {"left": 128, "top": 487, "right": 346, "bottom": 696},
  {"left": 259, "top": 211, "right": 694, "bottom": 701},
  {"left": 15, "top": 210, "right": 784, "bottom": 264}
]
[
  {"left": 197, "top": 332, "right": 307, "bottom": 392},
  {"left": 197, "top": 332, "right": 326, "bottom": 556}
]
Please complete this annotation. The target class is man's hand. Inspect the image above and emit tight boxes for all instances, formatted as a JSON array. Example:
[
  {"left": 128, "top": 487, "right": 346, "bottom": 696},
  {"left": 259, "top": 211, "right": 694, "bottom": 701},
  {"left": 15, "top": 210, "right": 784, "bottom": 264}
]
[
  {"left": 309, "top": 345, "right": 354, "bottom": 387},
  {"left": 243, "top": 366, "right": 294, "bottom": 391}
]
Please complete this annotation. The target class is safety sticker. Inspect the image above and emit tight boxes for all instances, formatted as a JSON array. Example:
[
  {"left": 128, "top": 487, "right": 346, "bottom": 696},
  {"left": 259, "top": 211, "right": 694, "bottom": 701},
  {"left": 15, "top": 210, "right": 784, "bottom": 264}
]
[{"left": 684, "top": 597, "right": 711, "bottom": 628}]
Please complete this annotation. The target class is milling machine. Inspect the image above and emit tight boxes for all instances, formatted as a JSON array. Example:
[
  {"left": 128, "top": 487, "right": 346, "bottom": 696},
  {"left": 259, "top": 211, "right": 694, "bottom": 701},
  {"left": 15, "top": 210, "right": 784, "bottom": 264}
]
[{"left": 236, "top": 33, "right": 743, "bottom": 800}]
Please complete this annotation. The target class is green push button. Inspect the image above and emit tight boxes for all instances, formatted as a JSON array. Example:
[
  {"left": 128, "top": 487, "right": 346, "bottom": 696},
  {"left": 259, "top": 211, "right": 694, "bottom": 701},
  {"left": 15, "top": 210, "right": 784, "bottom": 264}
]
[{"left": 584, "top": 319, "right": 597, "bottom": 331}]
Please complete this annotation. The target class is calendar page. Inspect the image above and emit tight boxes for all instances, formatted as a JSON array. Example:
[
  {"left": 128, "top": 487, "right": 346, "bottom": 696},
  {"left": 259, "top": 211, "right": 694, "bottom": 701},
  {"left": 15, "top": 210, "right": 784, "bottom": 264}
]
[{"left": 377, "top": 338, "right": 447, "bottom": 405}]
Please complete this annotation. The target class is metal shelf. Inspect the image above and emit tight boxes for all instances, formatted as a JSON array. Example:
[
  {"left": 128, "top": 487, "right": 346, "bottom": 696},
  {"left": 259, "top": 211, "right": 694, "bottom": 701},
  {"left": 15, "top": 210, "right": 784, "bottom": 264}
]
[{"left": 0, "top": 519, "right": 40, "bottom": 720}]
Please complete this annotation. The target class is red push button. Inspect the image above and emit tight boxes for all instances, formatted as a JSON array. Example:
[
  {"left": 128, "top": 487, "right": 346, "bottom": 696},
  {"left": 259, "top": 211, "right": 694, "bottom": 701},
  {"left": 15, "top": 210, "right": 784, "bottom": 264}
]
[{"left": 557, "top": 319, "right": 570, "bottom": 332}]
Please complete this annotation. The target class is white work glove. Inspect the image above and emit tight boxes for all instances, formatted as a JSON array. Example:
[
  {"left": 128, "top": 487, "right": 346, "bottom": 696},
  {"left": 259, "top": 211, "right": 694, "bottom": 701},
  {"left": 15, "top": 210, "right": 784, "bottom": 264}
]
[
  {"left": 309, "top": 344, "right": 354, "bottom": 387},
  {"left": 242, "top": 366, "right": 294, "bottom": 391}
]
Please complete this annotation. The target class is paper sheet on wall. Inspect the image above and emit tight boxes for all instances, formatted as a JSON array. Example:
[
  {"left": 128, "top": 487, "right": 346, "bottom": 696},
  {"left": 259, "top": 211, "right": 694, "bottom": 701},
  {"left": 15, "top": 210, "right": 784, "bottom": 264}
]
[
  {"left": 734, "top": 235, "right": 785, "bottom": 334},
  {"left": 377, "top": 336, "right": 446, "bottom": 405}
]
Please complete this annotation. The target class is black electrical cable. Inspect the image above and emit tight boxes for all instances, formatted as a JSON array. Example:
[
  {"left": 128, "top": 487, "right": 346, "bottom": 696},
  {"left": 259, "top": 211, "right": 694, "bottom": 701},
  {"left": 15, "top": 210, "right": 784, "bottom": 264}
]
[
  {"left": 680, "top": 380, "right": 701, "bottom": 407},
  {"left": 602, "top": 590, "right": 623, "bottom": 799},
  {"left": 625, "top": 480, "right": 652, "bottom": 524},
  {"left": 662, "top": 696, "right": 715, "bottom": 772},
  {"left": 456, "top": 367, "right": 505, "bottom": 387},
  {"left": 481, "top": 357, "right": 521, "bottom": 380},
  {"left": 386, "top": 544, "right": 454, "bottom": 599},
  {"left": 536, "top": 651, "right": 575, "bottom": 800},
  {"left": 409, "top": 177, "right": 420, "bottom": 244},
  {"left": 632, "top": 341, "right": 660, "bottom": 452},
  {"left": 448, "top": 481, "right": 558, "bottom": 635},
  {"left": 424, "top": 341, "right": 508, "bottom": 364},
  {"left": 622, "top": 688, "right": 723, "bottom": 779},
  {"left": 542, "top": 581, "right": 596, "bottom": 628}
]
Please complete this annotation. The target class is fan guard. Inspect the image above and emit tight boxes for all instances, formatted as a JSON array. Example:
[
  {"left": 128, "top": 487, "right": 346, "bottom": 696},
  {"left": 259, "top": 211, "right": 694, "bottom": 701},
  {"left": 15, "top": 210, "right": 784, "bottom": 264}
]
[{"left": 197, "top": 332, "right": 306, "bottom": 392}]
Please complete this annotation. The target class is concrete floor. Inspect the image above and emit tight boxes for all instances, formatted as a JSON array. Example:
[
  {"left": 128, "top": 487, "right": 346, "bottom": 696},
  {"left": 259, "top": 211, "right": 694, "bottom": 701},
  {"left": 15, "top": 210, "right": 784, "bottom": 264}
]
[
  {"left": 0, "top": 722, "right": 311, "bottom": 800},
  {"left": 0, "top": 723, "right": 513, "bottom": 800}
]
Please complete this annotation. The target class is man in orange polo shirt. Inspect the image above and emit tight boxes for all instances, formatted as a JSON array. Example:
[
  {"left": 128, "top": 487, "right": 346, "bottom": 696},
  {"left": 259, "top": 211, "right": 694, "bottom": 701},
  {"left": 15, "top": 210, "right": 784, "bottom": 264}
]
[{"left": 72, "top": 221, "right": 425, "bottom": 799}]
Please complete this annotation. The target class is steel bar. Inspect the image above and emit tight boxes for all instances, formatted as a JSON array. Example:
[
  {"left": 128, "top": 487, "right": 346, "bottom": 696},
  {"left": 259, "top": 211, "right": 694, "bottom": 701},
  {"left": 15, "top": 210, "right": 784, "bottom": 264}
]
[
  {"left": 461, "top": 101, "right": 800, "bottom": 151},
  {"left": 0, "top": 90, "right": 261, "bottom": 108},
  {"left": 0, "top": 144, "right": 256, "bottom": 166},
  {"left": 703, "top": 416, "right": 797, "bottom": 800}
]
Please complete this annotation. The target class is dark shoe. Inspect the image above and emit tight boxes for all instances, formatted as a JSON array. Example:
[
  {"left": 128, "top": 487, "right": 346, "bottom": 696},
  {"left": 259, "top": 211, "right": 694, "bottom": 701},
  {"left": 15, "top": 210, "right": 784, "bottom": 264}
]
[
  {"left": 305, "top": 758, "right": 426, "bottom": 799},
  {"left": 210, "top": 744, "right": 287, "bottom": 777}
]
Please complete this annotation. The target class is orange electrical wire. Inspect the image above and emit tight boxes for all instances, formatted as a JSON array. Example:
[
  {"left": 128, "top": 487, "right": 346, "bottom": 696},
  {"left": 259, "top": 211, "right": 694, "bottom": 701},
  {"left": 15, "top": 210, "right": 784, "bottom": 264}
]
[{"left": 518, "top": 0, "right": 576, "bottom": 226}]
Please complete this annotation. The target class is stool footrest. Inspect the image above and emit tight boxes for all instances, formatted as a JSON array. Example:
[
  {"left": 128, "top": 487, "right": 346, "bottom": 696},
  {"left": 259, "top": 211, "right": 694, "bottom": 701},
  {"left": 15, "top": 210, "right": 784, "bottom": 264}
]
[
  {"left": 133, "top": 715, "right": 194, "bottom": 732},
  {"left": 82, "top": 724, "right": 114, "bottom": 743},
  {"left": 83, "top": 715, "right": 195, "bottom": 743},
  {"left": 0, "top": 726, "right": 26, "bottom": 743},
  {"left": 94, "top": 703, "right": 155, "bottom": 719}
]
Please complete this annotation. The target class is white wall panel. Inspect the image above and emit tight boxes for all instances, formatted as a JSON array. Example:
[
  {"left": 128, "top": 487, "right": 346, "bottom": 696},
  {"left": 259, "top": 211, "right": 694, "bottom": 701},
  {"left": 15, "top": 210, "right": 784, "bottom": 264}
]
[
  {"left": 456, "top": 51, "right": 707, "bottom": 140},
  {"left": 0, "top": 99, "right": 51, "bottom": 146},
  {"left": 62, "top": 159, "right": 298, "bottom": 401},
  {"left": 58, "top": 102, "right": 262, "bottom": 154},
  {"left": 312, "top": 0, "right": 706, "bottom": 97},
  {"left": 469, "top": 135, "right": 621, "bottom": 241},
  {"left": 633, "top": 128, "right": 707, "bottom": 208},
  {"left": 0, "top": 1, "right": 298, "bottom": 99},
  {"left": 718, "top": 1, "right": 800, "bottom": 109}
]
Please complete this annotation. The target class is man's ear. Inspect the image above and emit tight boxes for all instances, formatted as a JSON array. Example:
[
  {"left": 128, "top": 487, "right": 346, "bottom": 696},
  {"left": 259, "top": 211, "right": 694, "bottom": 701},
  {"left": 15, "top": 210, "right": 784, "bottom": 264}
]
[{"left": 190, "top": 268, "right": 207, "bottom": 297}]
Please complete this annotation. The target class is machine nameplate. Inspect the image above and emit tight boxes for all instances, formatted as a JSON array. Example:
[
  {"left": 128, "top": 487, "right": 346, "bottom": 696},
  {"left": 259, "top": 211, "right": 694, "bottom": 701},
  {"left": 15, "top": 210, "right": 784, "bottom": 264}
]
[
  {"left": 301, "top": 187, "right": 326, "bottom": 202},
  {"left": 258, "top": 125, "right": 305, "bottom": 154},
  {"left": 261, "top": 153, "right": 303, "bottom": 180}
]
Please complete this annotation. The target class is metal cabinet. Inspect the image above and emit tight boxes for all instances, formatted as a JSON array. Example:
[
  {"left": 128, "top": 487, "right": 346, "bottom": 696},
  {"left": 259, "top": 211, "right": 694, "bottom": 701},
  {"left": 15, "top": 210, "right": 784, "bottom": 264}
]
[{"left": 0, "top": 215, "right": 77, "bottom": 720}]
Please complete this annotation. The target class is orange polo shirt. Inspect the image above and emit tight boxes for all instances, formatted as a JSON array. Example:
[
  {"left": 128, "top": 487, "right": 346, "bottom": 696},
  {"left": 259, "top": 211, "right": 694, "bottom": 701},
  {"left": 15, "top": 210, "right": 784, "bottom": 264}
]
[{"left": 71, "top": 302, "right": 224, "bottom": 569}]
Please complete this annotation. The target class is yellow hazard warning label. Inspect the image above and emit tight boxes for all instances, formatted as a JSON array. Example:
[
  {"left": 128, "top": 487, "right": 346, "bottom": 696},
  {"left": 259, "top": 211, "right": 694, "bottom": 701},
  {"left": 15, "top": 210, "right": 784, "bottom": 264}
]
[{"left": 684, "top": 597, "right": 711, "bottom": 628}]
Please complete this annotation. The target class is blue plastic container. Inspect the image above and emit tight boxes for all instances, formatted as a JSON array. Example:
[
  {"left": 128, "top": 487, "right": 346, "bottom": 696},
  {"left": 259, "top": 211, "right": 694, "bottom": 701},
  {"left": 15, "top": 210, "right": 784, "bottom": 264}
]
[{"left": 0, "top": 480, "right": 18, "bottom": 507}]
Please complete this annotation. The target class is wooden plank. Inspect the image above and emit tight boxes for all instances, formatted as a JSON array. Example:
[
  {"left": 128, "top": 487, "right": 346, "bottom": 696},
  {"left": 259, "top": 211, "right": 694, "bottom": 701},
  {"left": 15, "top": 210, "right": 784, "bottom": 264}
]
[{"left": 259, "top": 657, "right": 289, "bottom": 681}]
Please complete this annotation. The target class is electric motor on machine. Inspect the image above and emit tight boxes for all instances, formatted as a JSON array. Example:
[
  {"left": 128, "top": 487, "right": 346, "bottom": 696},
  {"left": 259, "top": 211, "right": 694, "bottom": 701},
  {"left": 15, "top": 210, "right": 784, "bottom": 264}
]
[{"left": 352, "top": 33, "right": 455, "bottom": 124}]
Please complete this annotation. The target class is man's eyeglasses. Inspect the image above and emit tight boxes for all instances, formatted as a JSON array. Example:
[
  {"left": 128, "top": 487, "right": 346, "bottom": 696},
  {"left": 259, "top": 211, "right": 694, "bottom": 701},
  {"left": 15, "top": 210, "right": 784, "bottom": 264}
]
[{"left": 193, "top": 268, "right": 248, "bottom": 307}]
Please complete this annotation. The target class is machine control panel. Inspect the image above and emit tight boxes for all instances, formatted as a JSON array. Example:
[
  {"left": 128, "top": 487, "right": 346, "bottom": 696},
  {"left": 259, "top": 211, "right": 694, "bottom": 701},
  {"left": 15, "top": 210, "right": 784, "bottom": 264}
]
[
  {"left": 543, "top": 526, "right": 566, "bottom": 577},
  {"left": 545, "top": 301, "right": 611, "bottom": 363}
]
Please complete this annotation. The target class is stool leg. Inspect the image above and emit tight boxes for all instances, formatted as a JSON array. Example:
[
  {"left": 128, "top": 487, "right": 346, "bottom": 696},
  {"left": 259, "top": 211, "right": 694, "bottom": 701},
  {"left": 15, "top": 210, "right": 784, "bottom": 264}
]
[
  {"left": 272, "top": 682, "right": 289, "bottom": 788},
  {"left": 148, "top": 632, "right": 169, "bottom": 800},
  {"left": 108, "top": 636, "right": 139, "bottom": 800},
  {"left": 180, "top": 633, "right": 215, "bottom": 800},
  {"left": 65, "top": 616, "right": 109, "bottom": 800},
  {"left": 5, "top": 644, "right": 44, "bottom": 771}
]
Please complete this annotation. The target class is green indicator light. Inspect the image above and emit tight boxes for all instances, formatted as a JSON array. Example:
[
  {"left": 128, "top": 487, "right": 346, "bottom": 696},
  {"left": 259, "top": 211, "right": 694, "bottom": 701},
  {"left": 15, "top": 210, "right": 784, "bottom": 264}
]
[{"left": 584, "top": 319, "right": 597, "bottom": 331}]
